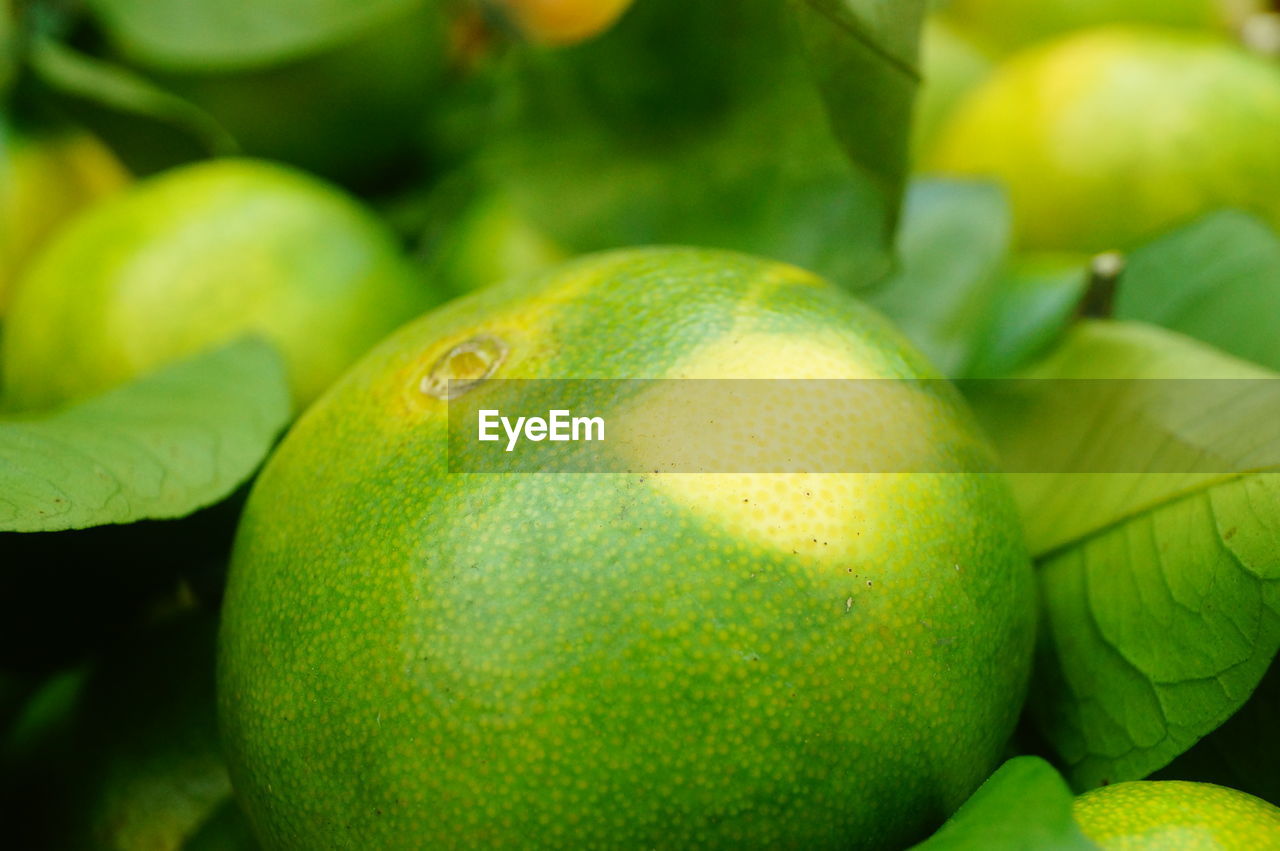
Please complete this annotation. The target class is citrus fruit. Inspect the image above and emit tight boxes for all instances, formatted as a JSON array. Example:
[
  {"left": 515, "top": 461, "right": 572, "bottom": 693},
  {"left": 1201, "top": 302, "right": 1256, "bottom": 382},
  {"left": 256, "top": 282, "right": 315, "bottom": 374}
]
[
  {"left": 493, "top": 0, "right": 636, "bottom": 45},
  {"left": 0, "top": 115, "right": 128, "bottom": 314},
  {"left": 927, "top": 27, "right": 1280, "bottom": 253},
  {"left": 943, "top": 0, "right": 1260, "bottom": 54},
  {"left": 1, "top": 158, "right": 440, "bottom": 412},
  {"left": 1073, "top": 780, "right": 1280, "bottom": 849},
  {"left": 218, "top": 247, "right": 1036, "bottom": 849}
]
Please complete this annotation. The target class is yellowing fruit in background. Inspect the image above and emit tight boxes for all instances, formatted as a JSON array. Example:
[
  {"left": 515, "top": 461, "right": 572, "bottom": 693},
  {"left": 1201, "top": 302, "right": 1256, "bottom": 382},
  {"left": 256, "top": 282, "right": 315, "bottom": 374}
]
[
  {"left": 494, "top": 0, "right": 636, "bottom": 45},
  {"left": 928, "top": 27, "right": 1280, "bottom": 253},
  {"left": 2, "top": 158, "right": 441, "bottom": 411},
  {"left": 0, "top": 116, "right": 128, "bottom": 315},
  {"left": 219, "top": 247, "right": 1035, "bottom": 849},
  {"left": 1073, "top": 781, "right": 1280, "bottom": 849}
]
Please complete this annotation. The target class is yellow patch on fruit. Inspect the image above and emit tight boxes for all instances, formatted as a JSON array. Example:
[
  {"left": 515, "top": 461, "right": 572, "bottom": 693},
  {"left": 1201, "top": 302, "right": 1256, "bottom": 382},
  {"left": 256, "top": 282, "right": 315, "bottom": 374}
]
[{"left": 611, "top": 330, "right": 945, "bottom": 559}]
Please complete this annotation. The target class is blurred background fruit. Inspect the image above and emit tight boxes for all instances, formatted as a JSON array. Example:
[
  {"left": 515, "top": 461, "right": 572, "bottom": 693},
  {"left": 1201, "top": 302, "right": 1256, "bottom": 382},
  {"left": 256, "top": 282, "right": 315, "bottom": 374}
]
[
  {"left": 927, "top": 27, "right": 1280, "bottom": 252},
  {"left": 1, "top": 158, "right": 441, "bottom": 412},
  {"left": 487, "top": 0, "right": 636, "bottom": 46},
  {"left": 941, "top": 0, "right": 1262, "bottom": 54},
  {"left": 1072, "top": 780, "right": 1280, "bottom": 849},
  {"left": 0, "top": 112, "right": 128, "bottom": 314}
]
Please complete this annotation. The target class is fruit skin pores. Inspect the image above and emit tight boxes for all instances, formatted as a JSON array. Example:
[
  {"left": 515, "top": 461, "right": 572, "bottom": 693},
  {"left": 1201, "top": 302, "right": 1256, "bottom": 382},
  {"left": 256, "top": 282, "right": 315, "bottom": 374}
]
[
  {"left": 218, "top": 248, "right": 1036, "bottom": 850},
  {"left": 1073, "top": 781, "right": 1280, "bottom": 849},
  {"left": 929, "top": 26, "right": 1280, "bottom": 253}
]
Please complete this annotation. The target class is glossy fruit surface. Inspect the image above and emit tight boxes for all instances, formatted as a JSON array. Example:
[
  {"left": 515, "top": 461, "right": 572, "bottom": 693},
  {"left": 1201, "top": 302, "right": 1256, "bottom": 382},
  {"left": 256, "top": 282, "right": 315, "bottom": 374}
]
[
  {"left": 219, "top": 247, "right": 1035, "bottom": 849},
  {"left": 929, "top": 27, "right": 1280, "bottom": 252},
  {"left": 2, "top": 158, "right": 438, "bottom": 411},
  {"left": 1073, "top": 780, "right": 1280, "bottom": 849}
]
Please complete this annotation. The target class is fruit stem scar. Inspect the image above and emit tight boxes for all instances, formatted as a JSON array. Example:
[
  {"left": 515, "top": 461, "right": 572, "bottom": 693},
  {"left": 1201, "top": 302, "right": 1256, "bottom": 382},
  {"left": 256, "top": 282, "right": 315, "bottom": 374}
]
[{"left": 420, "top": 334, "right": 509, "bottom": 399}]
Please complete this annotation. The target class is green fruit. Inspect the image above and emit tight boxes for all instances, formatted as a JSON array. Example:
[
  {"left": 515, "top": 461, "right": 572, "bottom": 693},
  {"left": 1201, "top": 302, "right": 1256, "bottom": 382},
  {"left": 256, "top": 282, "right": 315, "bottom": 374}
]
[
  {"left": 0, "top": 115, "right": 129, "bottom": 314},
  {"left": 1, "top": 158, "right": 439, "bottom": 412},
  {"left": 943, "top": 0, "right": 1260, "bottom": 53},
  {"left": 1073, "top": 781, "right": 1280, "bottom": 849},
  {"left": 928, "top": 27, "right": 1280, "bottom": 253},
  {"left": 219, "top": 247, "right": 1035, "bottom": 849}
]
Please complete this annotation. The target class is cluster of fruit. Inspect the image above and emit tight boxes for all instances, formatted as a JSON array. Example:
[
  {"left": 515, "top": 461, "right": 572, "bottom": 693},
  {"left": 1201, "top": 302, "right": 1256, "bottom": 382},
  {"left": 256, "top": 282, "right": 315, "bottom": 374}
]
[{"left": 2, "top": 0, "right": 1279, "bottom": 849}]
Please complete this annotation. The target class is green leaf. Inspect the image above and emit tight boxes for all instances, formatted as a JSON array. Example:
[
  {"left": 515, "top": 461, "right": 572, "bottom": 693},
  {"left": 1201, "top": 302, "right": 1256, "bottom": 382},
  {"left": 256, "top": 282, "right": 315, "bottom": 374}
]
[
  {"left": 28, "top": 37, "right": 237, "bottom": 156},
  {"left": 968, "top": 321, "right": 1280, "bottom": 790},
  {"left": 973, "top": 321, "right": 1278, "bottom": 555},
  {"left": 791, "top": 0, "right": 925, "bottom": 225},
  {"left": 0, "top": 338, "right": 289, "bottom": 533},
  {"left": 484, "top": 0, "right": 925, "bottom": 290},
  {"left": 1153, "top": 654, "right": 1280, "bottom": 806},
  {"left": 868, "top": 178, "right": 1011, "bottom": 375},
  {"left": 910, "top": 757, "right": 1097, "bottom": 850},
  {"left": 964, "top": 254, "right": 1088, "bottom": 379},
  {"left": 1033, "top": 476, "right": 1280, "bottom": 790},
  {"left": 84, "top": 0, "right": 424, "bottom": 71},
  {"left": 1117, "top": 211, "right": 1280, "bottom": 373},
  {"left": 0, "top": 1, "right": 17, "bottom": 96}
]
